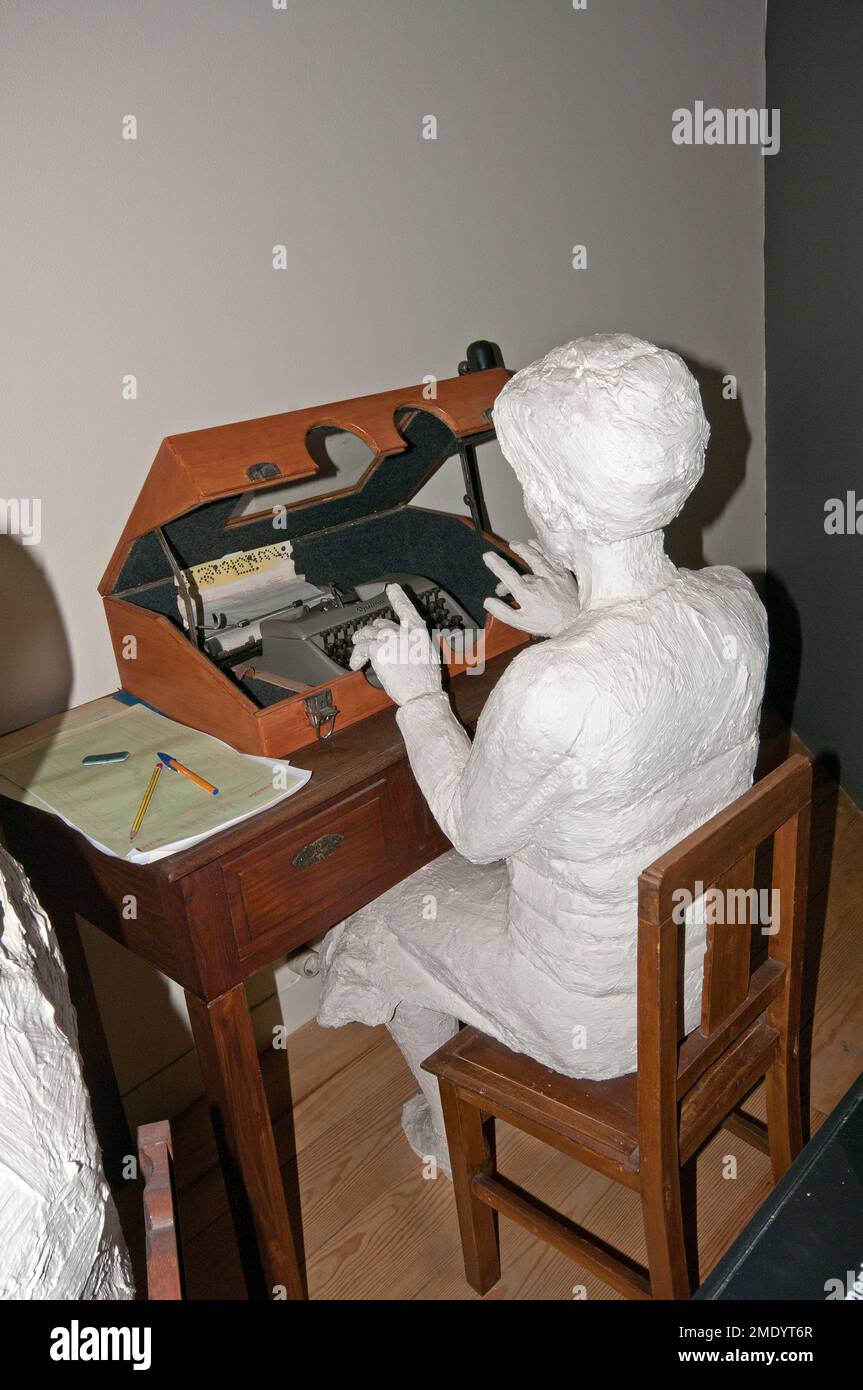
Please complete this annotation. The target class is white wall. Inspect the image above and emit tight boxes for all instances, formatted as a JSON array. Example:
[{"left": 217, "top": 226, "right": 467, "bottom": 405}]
[{"left": 0, "top": 0, "right": 766, "bottom": 1126}]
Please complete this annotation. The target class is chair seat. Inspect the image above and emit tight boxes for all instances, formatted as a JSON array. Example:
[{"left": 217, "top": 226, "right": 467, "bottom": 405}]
[{"left": 423, "top": 1026, "right": 641, "bottom": 1180}]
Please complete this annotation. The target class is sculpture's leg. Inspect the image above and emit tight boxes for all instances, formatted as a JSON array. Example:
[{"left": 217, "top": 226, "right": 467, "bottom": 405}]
[{"left": 387, "top": 1001, "right": 459, "bottom": 1174}]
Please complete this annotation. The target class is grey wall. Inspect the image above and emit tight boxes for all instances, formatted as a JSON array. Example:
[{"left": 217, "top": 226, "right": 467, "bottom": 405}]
[
  {"left": 1, "top": 0, "right": 767, "bottom": 1120},
  {"left": 766, "top": 0, "right": 863, "bottom": 806}
]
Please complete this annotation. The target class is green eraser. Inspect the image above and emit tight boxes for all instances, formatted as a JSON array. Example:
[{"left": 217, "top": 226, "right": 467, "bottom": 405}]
[{"left": 82, "top": 751, "right": 130, "bottom": 765}]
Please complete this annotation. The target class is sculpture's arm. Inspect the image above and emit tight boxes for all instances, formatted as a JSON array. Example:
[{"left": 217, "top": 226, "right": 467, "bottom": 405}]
[
  {"left": 397, "top": 659, "right": 582, "bottom": 862},
  {"left": 351, "top": 585, "right": 586, "bottom": 863}
]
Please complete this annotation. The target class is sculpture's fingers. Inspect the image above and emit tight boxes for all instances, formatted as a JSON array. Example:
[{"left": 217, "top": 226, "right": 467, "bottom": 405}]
[
  {"left": 509, "top": 538, "right": 538, "bottom": 566},
  {"left": 351, "top": 619, "right": 402, "bottom": 671},
  {"left": 483, "top": 595, "right": 523, "bottom": 624},
  {"left": 386, "top": 583, "right": 424, "bottom": 628},
  {"left": 350, "top": 619, "right": 377, "bottom": 647},
  {"left": 483, "top": 550, "right": 521, "bottom": 594},
  {"left": 349, "top": 635, "right": 374, "bottom": 670},
  {"left": 510, "top": 538, "right": 559, "bottom": 577},
  {"left": 355, "top": 616, "right": 395, "bottom": 636},
  {"left": 350, "top": 618, "right": 395, "bottom": 654}
]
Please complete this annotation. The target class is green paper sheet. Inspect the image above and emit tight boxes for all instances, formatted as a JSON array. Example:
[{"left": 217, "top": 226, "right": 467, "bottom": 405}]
[{"left": 0, "top": 702, "right": 311, "bottom": 863}]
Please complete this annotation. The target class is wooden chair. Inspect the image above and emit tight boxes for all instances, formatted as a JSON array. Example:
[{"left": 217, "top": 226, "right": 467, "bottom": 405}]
[
  {"left": 422, "top": 754, "right": 812, "bottom": 1300},
  {"left": 138, "top": 1120, "right": 185, "bottom": 1300}
]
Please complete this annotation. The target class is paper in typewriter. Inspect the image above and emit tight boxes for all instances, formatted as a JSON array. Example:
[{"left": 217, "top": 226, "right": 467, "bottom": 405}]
[{"left": 0, "top": 701, "right": 310, "bottom": 864}]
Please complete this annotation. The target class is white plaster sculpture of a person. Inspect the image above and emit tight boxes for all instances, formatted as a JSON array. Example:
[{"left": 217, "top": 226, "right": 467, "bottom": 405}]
[
  {"left": 0, "top": 845, "right": 134, "bottom": 1298},
  {"left": 317, "top": 334, "right": 767, "bottom": 1174}
]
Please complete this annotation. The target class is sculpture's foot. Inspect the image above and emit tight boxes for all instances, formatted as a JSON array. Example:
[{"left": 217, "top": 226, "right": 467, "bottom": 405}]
[{"left": 400, "top": 1094, "right": 452, "bottom": 1179}]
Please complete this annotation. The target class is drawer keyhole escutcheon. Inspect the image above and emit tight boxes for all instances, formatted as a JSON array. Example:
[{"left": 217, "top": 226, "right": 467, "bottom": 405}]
[{"left": 292, "top": 832, "right": 344, "bottom": 869}]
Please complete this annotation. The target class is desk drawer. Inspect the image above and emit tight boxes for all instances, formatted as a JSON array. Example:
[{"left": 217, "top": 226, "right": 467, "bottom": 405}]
[{"left": 221, "top": 776, "right": 404, "bottom": 959}]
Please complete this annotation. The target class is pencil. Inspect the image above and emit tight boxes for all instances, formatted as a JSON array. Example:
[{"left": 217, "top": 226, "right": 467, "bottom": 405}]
[
  {"left": 130, "top": 761, "right": 163, "bottom": 841},
  {"left": 157, "top": 751, "right": 219, "bottom": 796}
]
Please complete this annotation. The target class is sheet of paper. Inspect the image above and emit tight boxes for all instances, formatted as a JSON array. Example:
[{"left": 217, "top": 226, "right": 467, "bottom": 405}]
[{"left": 0, "top": 702, "right": 311, "bottom": 864}]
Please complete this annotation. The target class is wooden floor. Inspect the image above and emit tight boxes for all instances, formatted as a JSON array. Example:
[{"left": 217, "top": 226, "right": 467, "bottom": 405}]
[{"left": 117, "top": 714, "right": 863, "bottom": 1299}]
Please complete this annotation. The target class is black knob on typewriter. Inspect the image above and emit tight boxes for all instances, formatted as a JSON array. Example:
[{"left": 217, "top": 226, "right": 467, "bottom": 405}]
[{"left": 461, "top": 340, "right": 499, "bottom": 373}]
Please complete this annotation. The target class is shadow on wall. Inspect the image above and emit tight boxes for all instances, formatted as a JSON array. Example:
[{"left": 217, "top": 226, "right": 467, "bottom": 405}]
[
  {"left": 0, "top": 536, "right": 74, "bottom": 737},
  {"left": 667, "top": 354, "right": 807, "bottom": 740},
  {"left": 663, "top": 353, "right": 803, "bottom": 736},
  {"left": 660, "top": 355, "right": 811, "bottom": 758},
  {"left": 763, "top": 571, "right": 803, "bottom": 731},
  {"left": 664, "top": 352, "right": 752, "bottom": 573}
]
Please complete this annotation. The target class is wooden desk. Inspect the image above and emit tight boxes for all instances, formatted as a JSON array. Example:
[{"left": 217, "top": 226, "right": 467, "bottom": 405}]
[{"left": 0, "top": 653, "right": 513, "bottom": 1300}]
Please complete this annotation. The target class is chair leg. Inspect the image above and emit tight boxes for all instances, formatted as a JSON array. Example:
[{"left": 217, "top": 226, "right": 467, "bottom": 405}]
[
  {"left": 679, "top": 1155, "right": 700, "bottom": 1289},
  {"left": 438, "top": 1078, "right": 501, "bottom": 1295},
  {"left": 765, "top": 1048, "right": 803, "bottom": 1181},
  {"left": 640, "top": 1162, "right": 692, "bottom": 1299}
]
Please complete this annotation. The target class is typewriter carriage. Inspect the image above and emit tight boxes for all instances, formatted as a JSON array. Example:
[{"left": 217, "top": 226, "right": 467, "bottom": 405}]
[{"left": 100, "top": 364, "right": 528, "bottom": 756}]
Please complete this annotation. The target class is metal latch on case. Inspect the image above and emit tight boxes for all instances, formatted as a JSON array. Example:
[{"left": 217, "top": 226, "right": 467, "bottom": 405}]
[{"left": 304, "top": 689, "right": 339, "bottom": 741}]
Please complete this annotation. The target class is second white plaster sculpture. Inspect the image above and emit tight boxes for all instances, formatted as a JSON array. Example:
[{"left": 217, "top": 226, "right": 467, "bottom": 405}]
[
  {"left": 0, "top": 845, "right": 134, "bottom": 1299},
  {"left": 318, "top": 334, "right": 768, "bottom": 1174}
]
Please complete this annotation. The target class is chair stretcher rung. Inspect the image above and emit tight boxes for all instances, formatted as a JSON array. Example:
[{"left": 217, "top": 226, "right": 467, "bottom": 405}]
[
  {"left": 472, "top": 1174, "right": 652, "bottom": 1299},
  {"left": 722, "top": 1108, "right": 771, "bottom": 1155}
]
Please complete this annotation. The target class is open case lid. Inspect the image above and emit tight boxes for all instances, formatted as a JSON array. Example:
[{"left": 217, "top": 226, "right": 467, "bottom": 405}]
[{"left": 100, "top": 366, "right": 510, "bottom": 596}]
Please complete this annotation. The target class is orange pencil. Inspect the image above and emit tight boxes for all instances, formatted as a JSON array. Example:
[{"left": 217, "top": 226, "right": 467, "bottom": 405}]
[{"left": 157, "top": 751, "right": 219, "bottom": 795}]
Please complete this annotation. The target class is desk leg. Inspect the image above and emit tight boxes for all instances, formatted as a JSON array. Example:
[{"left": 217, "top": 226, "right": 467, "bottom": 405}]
[{"left": 186, "top": 984, "right": 307, "bottom": 1301}]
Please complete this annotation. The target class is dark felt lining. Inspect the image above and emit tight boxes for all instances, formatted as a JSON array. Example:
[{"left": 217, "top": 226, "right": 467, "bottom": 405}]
[{"left": 114, "top": 411, "right": 494, "bottom": 593}]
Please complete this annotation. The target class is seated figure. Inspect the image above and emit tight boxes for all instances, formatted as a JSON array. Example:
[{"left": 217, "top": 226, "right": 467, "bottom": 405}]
[{"left": 317, "top": 334, "right": 767, "bottom": 1173}]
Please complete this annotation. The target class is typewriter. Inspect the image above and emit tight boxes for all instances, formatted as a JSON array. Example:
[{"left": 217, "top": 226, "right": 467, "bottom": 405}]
[{"left": 257, "top": 574, "right": 475, "bottom": 688}]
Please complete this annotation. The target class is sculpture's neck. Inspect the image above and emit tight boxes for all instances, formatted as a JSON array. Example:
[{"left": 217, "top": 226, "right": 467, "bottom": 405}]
[{"left": 571, "top": 530, "right": 678, "bottom": 611}]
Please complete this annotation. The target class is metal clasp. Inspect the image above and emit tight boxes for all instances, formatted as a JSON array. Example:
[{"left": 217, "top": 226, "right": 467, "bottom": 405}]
[{"left": 304, "top": 689, "right": 339, "bottom": 741}]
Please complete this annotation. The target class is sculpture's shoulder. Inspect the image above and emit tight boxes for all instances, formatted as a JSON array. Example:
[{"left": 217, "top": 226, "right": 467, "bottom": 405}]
[
  {"left": 503, "top": 633, "right": 598, "bottom": 695},
  {"left": 565, "top": 567, "right": 767, "bottom": 648},
  {"left": 488, "top": 638, "right": 597, "bottom": 744},
  {"left": 681, "top": 562, "right": 762, "bottom": 602},
  {"left": 677, "top": 565, "right": 769, "bottom": 647},
  {"left": 538, "top": 566, "right": 767, "bottom": 685}
]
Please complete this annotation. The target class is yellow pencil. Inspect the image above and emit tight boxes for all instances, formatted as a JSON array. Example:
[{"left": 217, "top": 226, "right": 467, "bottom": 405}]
[{"left": 130, "top": 761, "right": 163, "bottom": 841}]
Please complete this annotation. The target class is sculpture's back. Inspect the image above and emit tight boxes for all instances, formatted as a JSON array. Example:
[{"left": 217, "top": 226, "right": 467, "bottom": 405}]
[{"left": 504, "top": 560, "right": 768, "bottom": 1078}]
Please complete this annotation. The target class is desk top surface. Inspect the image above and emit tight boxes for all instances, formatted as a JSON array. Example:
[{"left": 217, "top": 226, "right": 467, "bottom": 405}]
[{"left": 0, "top": 651, "right": 516, "bottom": 883}]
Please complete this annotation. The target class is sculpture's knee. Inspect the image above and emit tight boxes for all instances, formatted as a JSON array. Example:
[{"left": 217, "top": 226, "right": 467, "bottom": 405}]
[
  {"left": 386, "top": 1003, "right": 458, "bottom": 1153},
  {"left": 387, "top": 1003, "right": 458, "bottom": 1087}
]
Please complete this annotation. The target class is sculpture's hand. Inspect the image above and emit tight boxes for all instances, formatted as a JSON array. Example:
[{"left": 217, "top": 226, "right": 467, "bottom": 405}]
[
  {"left": 482, "top": 540, "right": 580, "bottom": 637},
  {"left": 350, "top": 583, "right": 442, "bottom": 706}
]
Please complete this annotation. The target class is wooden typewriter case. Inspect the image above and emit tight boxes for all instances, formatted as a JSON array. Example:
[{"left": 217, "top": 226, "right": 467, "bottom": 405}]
[{"left": 99, "top": 368, "right": 527, "bottom": 756}]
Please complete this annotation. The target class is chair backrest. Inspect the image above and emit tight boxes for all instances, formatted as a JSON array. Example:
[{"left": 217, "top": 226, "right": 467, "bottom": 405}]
[
  {"left": 138, "top": 1119, "right": 185, "bottom": 1300},
  {"left": 636, "top": 755, "right": 812, "bottom": 1165}
]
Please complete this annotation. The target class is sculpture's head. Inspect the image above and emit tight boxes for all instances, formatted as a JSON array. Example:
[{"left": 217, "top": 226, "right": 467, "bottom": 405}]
[{"left": 493, "top": 334, "right": 709, "bottom": 563}]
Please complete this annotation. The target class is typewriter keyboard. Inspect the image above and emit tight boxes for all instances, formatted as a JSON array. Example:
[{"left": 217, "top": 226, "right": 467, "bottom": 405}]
[{"left": 320, "top": 585, "right": 467, "bottom": 669}]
